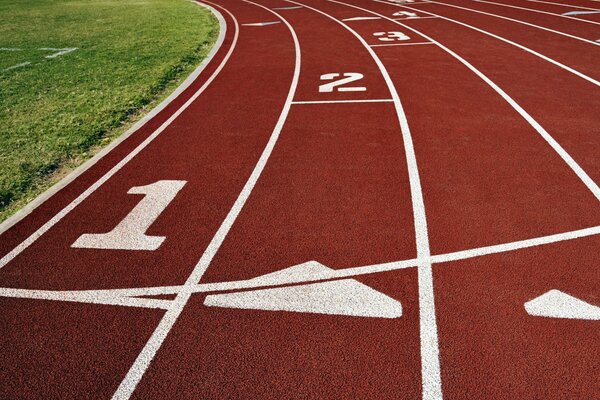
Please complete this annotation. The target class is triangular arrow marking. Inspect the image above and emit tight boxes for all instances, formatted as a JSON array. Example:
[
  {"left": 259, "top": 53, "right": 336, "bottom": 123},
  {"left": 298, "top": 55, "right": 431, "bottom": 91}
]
[
  {"left": 272, "top": 5, "right": 303, "bottom": 10},
  {"left": 204, "top": 261, "right": 402, "bottom": 318},
  {"left": 525, "top": 289, "right": 600, "bottom": 320},
  {"left": 242, "top": 21, "right": 281, "bottom": 27}
]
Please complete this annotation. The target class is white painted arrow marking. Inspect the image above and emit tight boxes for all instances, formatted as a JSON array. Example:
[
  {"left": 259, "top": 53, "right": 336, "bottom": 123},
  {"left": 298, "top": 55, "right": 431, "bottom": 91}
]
[
  {"left": 241, "top": 21, "right": 281, "bottom": 26},
  {"left": 525, "top": 290, "right": 600, "bottom": 321},
  {"left": 204, "top": 261, "right": 402, "bottom": 318},
  {"left": 272, "top": 5, "right": 303, "bottom": 10}
]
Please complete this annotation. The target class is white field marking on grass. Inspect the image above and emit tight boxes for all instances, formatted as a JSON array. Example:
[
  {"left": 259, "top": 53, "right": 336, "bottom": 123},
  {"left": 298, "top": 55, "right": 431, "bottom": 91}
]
[
  {"left": 0, "top": 1, "right": 227, "bottom": 236},
  {"left": 289, "top": 1, "right": 442, "bottom": 398},
  {"left": 39, "top": 47, "right": 78, "bottom": 58},
  {"left": 375, "top": 0, "right": 600, "bottom": 86},
  {"left": 2, "top": 224, "right": 599, "bottom": 306},
  {"left": 111, "top": 1, "right": 301, "bottom": 399},
  {"left": 0, "top": 3, "right": 230, "bottom": 269},
  {"left": 525, "top": 0, "right": 599, "bottom": 11},
  {"left": 291, "top": 98, "right": 393, "bottom": 104},
  {"left": 370, "top": 41, "right": 433, "bottom": 46},
  {"left": 2, "top": 62, "right": 31, "bottom": 71},
  {"left": 0, "top": 48, "right": 22, "bottom": 51},
  {"left": 471, "top": 0, "right": 600, "bottom": 27},
  {"left": 437, "top": 0, "right": 600, "bottom": 42},
  {"left": 358, "top": 0, "right": 600, "bottom": 201}
]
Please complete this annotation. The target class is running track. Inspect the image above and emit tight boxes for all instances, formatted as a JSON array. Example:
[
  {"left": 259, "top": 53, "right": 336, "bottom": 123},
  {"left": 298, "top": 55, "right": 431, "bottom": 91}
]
[{"left": 1, "top": 0, "right": 599, "bottom": 398}]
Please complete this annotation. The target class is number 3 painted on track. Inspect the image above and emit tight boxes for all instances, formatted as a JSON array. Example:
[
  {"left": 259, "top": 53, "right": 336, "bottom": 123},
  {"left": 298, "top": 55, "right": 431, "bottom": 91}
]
[
  {"left": 72, "top": 180, "right": 186, "bottom": 251},
  {"left": 373, "top": 32, "right": 411, "bottom": 42}
]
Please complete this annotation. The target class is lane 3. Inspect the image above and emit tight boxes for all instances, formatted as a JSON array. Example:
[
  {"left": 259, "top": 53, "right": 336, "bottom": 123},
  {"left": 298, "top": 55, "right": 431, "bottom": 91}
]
[
  {"left": 127, "top": 0, "right": 426, "bottom": 398},
  {"left": 0, "top": 1, "right": 298, "bottom": 398}
]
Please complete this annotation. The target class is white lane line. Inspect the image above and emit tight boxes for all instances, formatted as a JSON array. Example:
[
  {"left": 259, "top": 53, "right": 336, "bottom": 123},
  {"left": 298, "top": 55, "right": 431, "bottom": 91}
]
[
  {"left": 291, "top": 98, "right": 393, "bottom": 104},
  {"left": 0, "top": 287, "right": 171, "bottom": 309},
  {"left": 242, "top": 21, "right": 281, "bottom": 25},
  {"left": 3, "top": 224, "right": 600, "bottom": 305},
  {"left": 273, "top": 5, "right": 303, "bottom": 9},
  {"left": 370, "top": 41, "right": 433, "bottom": 46},
  {"left": 342, "top": 15, "right": 382, "bottom": 20},
  {"left": 111, "top": 1, "right": 301, "bottom": 398},
  {"left": 0, "top": 3, "right": 231, "bottom": 269},
  {"left": 525, "top": 0, "right": 599, "bottom": 11},
  {"left": 290, "top": 1, "right": 442, "bottom": 398},
  {"left": 470, "top": 0, "right": 600, "bottom": 27},
  {"left": 0, "top": 48, "right": 22, "bottom": 51},
  {"left": 366, "top": 0, "right": 600, "bottom": 201},
  {"left": 375, "top": 1, "right": 600, "bottom": 87},
  {"left": 394, "top": 15, "right": 440, "bottom": 19}
]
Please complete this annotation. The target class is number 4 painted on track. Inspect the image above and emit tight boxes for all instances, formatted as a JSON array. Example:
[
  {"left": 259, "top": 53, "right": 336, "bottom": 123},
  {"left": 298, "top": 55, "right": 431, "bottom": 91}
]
[
  {"left": 72, "top": 180, "right": 186, "bottom": 251},
  {"left": 319, "top": 72, "right": 366, "bottom": 93}
]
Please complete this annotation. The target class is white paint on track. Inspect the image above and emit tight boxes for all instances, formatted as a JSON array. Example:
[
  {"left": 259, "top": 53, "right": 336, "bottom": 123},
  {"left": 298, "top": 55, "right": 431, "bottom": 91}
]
[
  {"left": 370, "top": 41, "right": 433, "bottom": 46},
  {"left": 469, "top": 0, "right": 600, "bottom": 27},
  {"left": 0, "top": 2, "right": 230, "bottom": 268},
  {"left": 288, "top": 1, "right": 442, "bottom": 398},
  {"left": 525, "top": 289, "right": 600, "bottom": 320},
  {"left": 111, "top": 1, "right": 301, "bottom": 398},
  {"left": 291, "top": 98, "right": 393, "bottom": 104},
  {"left": 379, "top": 0, "right": 600, "bottom": 88}
]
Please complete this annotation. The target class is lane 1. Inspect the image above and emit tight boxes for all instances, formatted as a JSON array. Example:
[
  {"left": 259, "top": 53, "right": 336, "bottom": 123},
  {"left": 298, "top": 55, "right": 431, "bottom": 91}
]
[{"left": 0, "top": 1, "right": 298, "bottom": 398}]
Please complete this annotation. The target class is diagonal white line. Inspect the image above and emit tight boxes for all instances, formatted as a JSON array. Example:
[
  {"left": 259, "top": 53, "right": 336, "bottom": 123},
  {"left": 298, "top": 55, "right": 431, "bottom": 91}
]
[
  {"left": 525, "top": 0, "right": 599, "bottom": 11},
  {"left": 477, "top": 0, "right": 600, "bottom": 26}
]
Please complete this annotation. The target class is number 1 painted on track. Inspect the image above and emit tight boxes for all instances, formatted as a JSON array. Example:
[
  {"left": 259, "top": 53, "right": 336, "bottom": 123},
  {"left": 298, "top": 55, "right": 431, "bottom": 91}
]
[{"left": 72, "top": 180, "right": 186, "bottom": 251}]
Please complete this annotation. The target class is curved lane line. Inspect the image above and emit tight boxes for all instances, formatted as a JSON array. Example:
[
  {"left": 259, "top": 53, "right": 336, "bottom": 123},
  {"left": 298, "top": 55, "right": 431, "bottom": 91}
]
[{"left": 111, "top": 1, "right": 301, "bottom": 398}]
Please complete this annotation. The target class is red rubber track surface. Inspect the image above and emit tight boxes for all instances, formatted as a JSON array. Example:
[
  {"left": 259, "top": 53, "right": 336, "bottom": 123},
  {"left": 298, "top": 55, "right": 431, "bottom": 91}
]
[{"left": 0, "top": 0, "right": 599, "bottom": 398}]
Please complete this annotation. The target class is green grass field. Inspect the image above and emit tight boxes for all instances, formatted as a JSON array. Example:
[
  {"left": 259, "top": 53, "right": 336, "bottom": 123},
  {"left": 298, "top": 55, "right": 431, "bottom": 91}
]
[{"left": 0, "top": 0, "right": 218, "bottom": 221}]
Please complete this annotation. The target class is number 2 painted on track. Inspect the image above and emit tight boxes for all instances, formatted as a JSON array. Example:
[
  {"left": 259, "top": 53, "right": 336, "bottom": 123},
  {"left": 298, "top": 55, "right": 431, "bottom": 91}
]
[
  {"left": 319, "top": 72, "right": 366, "bottom": 93},
  {"left": 72, "top": 180, "right": 186, "bottom": 251}
]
